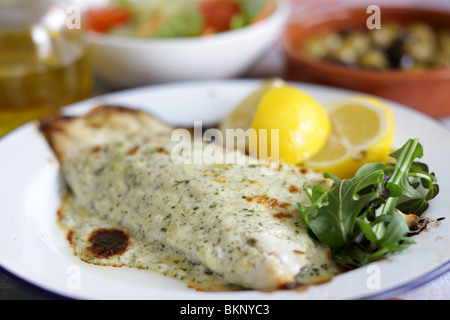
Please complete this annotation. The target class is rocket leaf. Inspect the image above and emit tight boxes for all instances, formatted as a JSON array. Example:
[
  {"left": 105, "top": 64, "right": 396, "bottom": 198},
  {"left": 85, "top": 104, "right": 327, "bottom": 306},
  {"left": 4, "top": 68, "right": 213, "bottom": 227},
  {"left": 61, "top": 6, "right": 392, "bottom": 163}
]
[{"left": 298, "top": 139, "right": 439, "bottom": 268}]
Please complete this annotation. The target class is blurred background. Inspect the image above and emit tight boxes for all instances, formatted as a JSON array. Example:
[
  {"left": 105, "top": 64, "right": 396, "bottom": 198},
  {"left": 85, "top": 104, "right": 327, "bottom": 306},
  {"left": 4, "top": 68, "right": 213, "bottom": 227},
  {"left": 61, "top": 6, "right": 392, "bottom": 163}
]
[{"left": 2, "top": 0, "right": 450, "bottom": 137}]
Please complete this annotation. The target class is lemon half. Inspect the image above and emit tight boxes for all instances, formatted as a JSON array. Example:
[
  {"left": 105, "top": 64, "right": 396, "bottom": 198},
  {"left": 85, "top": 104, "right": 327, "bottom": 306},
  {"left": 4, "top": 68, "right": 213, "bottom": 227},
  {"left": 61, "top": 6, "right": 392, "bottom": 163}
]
[
  {"left": 304, "top": 95, "right": 395, "bottom": 179},
  {"left": 250, "top": 86, "right": 331, "bottom": 164},
  {"left": 219, "top": 78, "right": 285, "bottom": 135}
]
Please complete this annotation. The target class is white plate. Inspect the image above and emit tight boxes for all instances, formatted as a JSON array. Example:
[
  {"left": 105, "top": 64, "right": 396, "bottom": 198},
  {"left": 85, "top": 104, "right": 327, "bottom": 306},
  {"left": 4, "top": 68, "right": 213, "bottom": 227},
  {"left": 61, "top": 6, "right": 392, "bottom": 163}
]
[{"left": 1, "top": 79, "right": 450, "bottom": 300}]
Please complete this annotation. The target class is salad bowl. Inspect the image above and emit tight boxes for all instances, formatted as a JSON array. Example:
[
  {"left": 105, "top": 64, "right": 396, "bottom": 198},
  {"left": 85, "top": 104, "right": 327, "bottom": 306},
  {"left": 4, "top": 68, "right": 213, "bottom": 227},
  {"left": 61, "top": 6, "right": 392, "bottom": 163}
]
[{"left": 83, "top": 0, "right": 290, "bottom": 88}]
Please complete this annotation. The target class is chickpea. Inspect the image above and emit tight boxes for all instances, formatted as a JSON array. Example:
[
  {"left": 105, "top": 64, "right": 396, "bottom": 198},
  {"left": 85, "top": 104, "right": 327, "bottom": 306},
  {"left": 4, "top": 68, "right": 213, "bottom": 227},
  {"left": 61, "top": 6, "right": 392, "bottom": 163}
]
[
  {"left": 370, "top": 22, "right": 402, "bottom": 48},
  {"left": 343, "top": 31, "right": 371, "bottom": 56},
  {"left": 406, "top": 22, "right": 436, "bottom": 43},
  {"left": 302, "top": 32, "right": 342, "bottom": 59},
  {"left": 358, "top": 48, "right": 390, "bottom": 69},
  {"left": 327, "top": 31, "right": 371, "bottom": 65},
  {"left": 403, "top": 22, "right": 437, "bottom": 62}
]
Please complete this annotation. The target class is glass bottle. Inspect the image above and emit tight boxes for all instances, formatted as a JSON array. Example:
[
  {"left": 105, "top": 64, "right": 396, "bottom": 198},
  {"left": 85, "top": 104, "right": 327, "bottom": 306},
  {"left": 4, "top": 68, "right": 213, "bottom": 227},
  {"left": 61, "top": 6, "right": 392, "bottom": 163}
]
[{"left": 0, "top": 0, "right": 92, "bottom": 137}]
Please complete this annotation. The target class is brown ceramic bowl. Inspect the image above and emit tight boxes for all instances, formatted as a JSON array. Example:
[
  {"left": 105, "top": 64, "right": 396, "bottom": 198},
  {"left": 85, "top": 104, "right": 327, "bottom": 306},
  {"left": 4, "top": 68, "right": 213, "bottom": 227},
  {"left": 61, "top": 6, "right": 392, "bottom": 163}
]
[{"left": 282, "top": 6, "right": 450, "bottom": 118}]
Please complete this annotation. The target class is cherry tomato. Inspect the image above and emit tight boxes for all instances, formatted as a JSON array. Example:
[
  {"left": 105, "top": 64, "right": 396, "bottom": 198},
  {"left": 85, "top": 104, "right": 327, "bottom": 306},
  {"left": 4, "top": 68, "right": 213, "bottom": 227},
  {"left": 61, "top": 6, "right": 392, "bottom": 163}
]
[
  {"left": 199, "top": 0, "right": 241, "bottom": 32},
  {"left": 86, "top": 7, "right": 132, "bottom": 33}
]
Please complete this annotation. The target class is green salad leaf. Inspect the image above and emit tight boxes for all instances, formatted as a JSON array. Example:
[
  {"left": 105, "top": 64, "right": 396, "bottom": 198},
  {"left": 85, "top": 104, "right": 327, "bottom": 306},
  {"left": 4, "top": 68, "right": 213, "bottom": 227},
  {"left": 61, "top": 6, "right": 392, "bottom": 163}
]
[{"left": 298, "top": 138, "right": 439, "bottom": 268}]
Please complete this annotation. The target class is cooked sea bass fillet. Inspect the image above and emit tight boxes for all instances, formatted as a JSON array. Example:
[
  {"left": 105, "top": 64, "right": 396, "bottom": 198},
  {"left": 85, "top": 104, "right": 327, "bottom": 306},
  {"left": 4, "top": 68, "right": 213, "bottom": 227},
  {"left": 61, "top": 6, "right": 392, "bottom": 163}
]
[{"left": 40, "top": 106, "right": 341, "bottom": 291}]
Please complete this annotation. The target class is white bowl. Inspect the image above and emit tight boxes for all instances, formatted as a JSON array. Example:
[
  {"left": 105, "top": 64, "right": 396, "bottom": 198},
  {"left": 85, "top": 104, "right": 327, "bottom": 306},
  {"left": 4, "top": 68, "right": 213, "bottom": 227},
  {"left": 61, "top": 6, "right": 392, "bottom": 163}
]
[{"left": 86, "top": 0, "right": 291, "bottom": 88}]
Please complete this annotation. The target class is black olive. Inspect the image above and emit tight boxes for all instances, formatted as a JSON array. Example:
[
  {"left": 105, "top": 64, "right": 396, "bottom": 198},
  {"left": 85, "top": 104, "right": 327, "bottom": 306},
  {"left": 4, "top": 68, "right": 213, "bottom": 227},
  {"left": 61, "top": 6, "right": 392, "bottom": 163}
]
[{"left": 384, "top": 38, "right": 405, "bottom": 69}]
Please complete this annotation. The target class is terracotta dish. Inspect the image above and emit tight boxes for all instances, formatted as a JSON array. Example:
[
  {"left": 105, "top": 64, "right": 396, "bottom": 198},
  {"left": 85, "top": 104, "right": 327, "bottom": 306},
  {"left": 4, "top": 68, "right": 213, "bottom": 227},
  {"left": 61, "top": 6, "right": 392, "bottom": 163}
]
[{"left": 283, "top": 6, "right": 450, "bottom": 118}]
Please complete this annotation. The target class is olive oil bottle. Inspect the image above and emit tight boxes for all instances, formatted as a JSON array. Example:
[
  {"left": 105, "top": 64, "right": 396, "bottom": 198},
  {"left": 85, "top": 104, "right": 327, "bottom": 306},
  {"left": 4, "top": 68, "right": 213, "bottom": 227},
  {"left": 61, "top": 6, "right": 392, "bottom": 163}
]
[{"left": 0, "top": 0, "right": 92, "bottom": 137}]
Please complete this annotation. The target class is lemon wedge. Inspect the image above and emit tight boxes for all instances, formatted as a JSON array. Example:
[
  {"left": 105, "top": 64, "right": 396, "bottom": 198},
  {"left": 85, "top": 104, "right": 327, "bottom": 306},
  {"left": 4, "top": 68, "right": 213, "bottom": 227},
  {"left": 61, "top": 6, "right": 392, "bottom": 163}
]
[
  {"left": 219, "top": 78, "right": 285, "bottom": 137},
  {"left": 304, "top": 95, "right": 395, "bottom": 179},
  {"left": 250, "top": 86, "right": 331, "bottom": 164}
]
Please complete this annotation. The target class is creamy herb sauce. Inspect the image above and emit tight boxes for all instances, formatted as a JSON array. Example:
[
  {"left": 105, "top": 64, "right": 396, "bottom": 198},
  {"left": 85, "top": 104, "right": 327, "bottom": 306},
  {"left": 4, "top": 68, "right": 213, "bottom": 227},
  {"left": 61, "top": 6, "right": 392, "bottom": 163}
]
[{"left": 59, "top": 134, "right": 342, "bottom": 291}]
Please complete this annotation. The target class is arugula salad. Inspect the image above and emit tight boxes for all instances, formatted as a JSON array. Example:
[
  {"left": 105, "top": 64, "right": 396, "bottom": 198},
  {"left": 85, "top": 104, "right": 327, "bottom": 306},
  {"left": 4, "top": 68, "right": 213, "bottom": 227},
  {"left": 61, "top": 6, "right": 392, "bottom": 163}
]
[
  {"left": 298, "top": 138, "right": 439, "bottom": 269},
  {"left": 86, "top": 0, "right": 277, "bottom": 38}
]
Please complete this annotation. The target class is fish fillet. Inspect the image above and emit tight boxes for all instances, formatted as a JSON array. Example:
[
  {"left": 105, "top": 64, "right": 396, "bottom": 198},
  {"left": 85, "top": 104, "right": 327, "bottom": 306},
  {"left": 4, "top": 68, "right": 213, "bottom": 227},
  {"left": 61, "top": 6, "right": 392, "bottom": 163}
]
[{"left": 40, "top": 105, "right": 341, "bottom": 291}]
